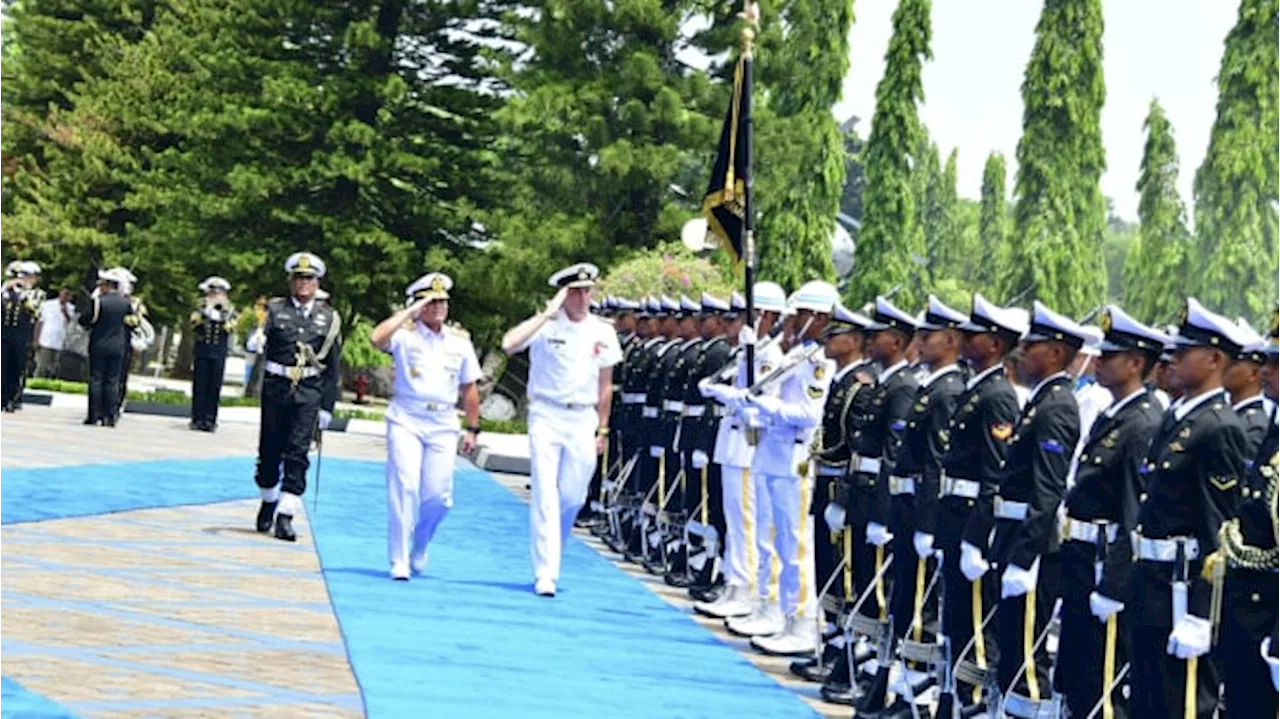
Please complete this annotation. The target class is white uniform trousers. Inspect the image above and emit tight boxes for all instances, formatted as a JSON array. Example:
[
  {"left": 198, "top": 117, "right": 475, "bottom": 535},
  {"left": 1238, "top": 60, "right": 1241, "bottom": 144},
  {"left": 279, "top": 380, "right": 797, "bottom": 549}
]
[
  {"left": 762, "top": 472, "right": 816, "bottom": 618},
  {"left": 753, "top": 469, "right": 780, "bottom": 603},
  {"left": 385, "top": 418, "right": 458, "bottom": 570},
  {"left": 527, "top": 403, "right": 598, "bottom": 582},
  {"left": 720, "top": 462, "right": 758, "bottom": 592}
]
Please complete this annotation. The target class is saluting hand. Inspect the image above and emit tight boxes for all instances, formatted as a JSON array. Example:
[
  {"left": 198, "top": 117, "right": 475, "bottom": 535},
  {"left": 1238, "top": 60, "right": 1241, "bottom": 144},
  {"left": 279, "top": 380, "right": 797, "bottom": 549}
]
[{"left": 543, "top": 287, "right": 568, "bottom": 318}]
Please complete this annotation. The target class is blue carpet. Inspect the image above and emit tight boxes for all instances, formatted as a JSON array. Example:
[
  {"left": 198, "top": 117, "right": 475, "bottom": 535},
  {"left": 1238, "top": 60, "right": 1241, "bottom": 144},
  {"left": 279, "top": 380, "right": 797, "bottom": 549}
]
[
  {"left": 1, "top": 454, "right": 817, "bottom": 718},
  {"left": 1, "top": 677, "right": 76, "bottom": 718}
]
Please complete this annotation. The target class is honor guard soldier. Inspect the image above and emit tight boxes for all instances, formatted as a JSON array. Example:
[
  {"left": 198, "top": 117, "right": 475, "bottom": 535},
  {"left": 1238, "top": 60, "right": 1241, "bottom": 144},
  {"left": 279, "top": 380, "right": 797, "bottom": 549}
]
[
  {"left": 2, "top": 261, "right": 41, "bottom": 412},
  {"left": 936, "top": 294, "right": 1027, "bottom": 714},
  {"left": 1209, "top": 313, "right": 1278, "bottom": 718},
  {"left": 190, "top": 276, "right": 237, "bottom": 431},
  {"left": 1223, "top": 320, "right": 1270, "bottom": 454},
  {"left": 1128, "top": 298, "right": 1251, "bottom": 719},
  {"left": 79, "top": 269, "right": 133, "bottom": 426},
  {"left": 695, "top": 283, "right": 787, "bottom": 620},
  {"left": 962, "top": 301, "right": 1084, "bottom": 718},
  {"left": 613, "top": 297, "right": 664, "bottom": 552},
  {"left": 253, "top": 252, "right": 343, "bottom": 542},
  {"left": 625, "top": 296, "right": 679, "bottom": 561},
  {"left": 861, "top": 295, "right": 969, "bottom": 717},
  {"left": 1056, "top": 306, "right": 1168, "bottom": 719},
  {"left": 655, "top": 295, "right": 704, "bottom": 577},
  {"left": 371, "top": 272, "right": 480, "bottom": 580},
  {"left": 637, "top": 295, "right": 691, "bottom": 568},
  {"left": 501, "top": 262, "right": 622, "bottom": 597},
  {"left": 791, "top": 302, "right": 876, "bottom": 683}
]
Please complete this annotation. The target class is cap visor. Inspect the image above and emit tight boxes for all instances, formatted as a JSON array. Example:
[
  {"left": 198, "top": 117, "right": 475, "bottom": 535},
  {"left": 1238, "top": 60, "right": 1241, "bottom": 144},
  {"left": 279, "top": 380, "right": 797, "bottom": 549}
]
[
  {"left": 565, "top": 280, "right": 596, "bottom": 289},
  {"left": 1098, "top": 338, "right": 1129, "bottom": 353}
]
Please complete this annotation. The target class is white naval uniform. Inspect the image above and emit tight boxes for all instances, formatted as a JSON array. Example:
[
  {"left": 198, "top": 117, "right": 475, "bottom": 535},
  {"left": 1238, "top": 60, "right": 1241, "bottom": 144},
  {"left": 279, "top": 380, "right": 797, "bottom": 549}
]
[
  {"left": 383, "top": 321, "right": 480, "bottom": 572},
  {"left": 522, "top": 311, "right": 623, "bottom": 583},
  {"left": 750, "top": 341, "right": 833, "bottom": 619}
]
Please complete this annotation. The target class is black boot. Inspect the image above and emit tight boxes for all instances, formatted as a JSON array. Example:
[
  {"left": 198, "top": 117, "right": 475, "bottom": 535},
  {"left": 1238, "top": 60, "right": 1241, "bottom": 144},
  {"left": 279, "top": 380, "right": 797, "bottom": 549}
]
[
  {"left": 792, "top": 641, "right": 841, "bottom": 683},
  {"left": 256, "top": 501, "right": 277, "bottom": 533},
  {"left": 274, "top": 513, "right": 297, "bottom": 542}
]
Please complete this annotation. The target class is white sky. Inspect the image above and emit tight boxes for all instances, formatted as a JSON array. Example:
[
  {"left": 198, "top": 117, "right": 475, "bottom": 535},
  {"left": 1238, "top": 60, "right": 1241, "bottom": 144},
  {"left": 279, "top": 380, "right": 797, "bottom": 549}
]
[{"left": 832, "top": 0, "right": 1238, "bottom": 221}]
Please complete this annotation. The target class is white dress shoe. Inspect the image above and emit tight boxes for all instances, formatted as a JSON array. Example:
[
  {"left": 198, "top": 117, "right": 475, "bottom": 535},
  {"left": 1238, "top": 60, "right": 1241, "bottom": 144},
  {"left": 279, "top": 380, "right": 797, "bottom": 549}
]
[
  {"left": 410, "top": 551, "right": 428, "bottom": 576},
  {"left": 534, "top": 578, "right": 556, "bottom": 597},
  {"left": 390, "top": 563, "right": 410, "bottom": 581},
  {"left": 695, "top": 585, "right": 753, "bottom": 618},
  {"left": 726, "top": 602, "right": 784, "bottom": 637},
  {"left": 751, "top": 616, "right": 819, "bottom": 656}
]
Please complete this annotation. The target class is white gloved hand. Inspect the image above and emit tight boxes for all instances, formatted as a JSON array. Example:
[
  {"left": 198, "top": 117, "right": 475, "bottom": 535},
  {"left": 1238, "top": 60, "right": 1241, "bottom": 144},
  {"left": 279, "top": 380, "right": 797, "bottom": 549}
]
[
  {"left": 913, "top": 532, "right": 935, "bottom": 559},
  {"left": 824, "top": 503, "right": 847, "bottom": 531},
  {"left": 866, "top": 522, "right": 893, "bottom": 547},
  {"left": 743, "top": 405, "right": 765, "bottom": 429},
  {"left": 1262, "top": 638, "right": 1279, "bottom": 691},
  {"left": 739, "top": 325, "right": 758, "bottom": 346},
  {"left": 960, "top": 541, "right": 989, "bottom": 582},
  {"left": 691, "top": 450, "right": 709, "bottom": 469},
  {"left": 1001, "top": 563, "right": 1036, "bottom": 599},
  {"left": 649, "top": 445, "right": 664, "bottom": 458},
  {"left": 750, "top": 394, "right": 782, "bottom": 417},
  {"left": 1167, "top": 615, "right": 1213, "bottom": 659},
  {"left": 1089, "top": 592, "right": 1125, "bottom": 622},
  {"left": 318, "top": 409, "right": 333, "bottom": 431}
]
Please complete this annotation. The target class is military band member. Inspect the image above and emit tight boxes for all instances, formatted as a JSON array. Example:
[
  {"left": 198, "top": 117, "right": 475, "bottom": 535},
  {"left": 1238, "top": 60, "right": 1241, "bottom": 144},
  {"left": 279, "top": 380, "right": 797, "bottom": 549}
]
[
  {"left": 252, "top": 252, "right": 343, "bottom": 542},
  {"left": 190, "top": 276, "right": 236, "bottom": 431},
  {"left": 371, "top": 273, "right": 480, "bottom": 580},
  {"left": 1223, "top": 321, "right": 1270, "bottom": 455},
  {"left": 1056, "top": 306, "right": 1167, "bottom": 719},
  {"left": 1, "top": 261, "right": 41, "bottom": 412},
  {"left": 501, "top": 262, "right": 621, "bottom": 597},
  {"left": 79, "top": 269, "right": 133, "bottom": 426},
  {"left": 107, "top": 267, "right": 147, "bottom": 417}
]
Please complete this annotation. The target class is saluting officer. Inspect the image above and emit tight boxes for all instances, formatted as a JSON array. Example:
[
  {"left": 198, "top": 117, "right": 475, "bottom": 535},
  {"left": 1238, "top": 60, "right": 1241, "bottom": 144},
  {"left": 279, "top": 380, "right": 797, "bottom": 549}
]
[
  {"left": 190, "top": 276, "right": 237, "bottom": 432},
  {"left": 500, "top": 262, "right": 622, "bottom": 597},
  {"left": 252, "top": 252, "right": 343, "bottom": 542},
  {"left": 370, "top": 273, "right": 480, "bottom": 580},
  {"left": 1056, "top": 305, "right": 1167, "bottom": 719},
  {"left": 1128, "top": 298, "right": 1250, "bottom": 719}
]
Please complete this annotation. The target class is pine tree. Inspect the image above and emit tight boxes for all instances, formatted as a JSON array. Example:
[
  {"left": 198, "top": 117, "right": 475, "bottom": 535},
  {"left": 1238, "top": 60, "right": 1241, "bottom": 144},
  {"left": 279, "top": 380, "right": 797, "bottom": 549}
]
[
  {"left": 1190, "top": 0, "right": 1279, "bottom": 321},
  {"left": 1123, "top": 100, "right": 1191, "bottom": 323},
  {"left": 1006, "top": 0, "right": 1108, "bottom": 316},
  {"left": 847, "top": 0, "right": 932, "bottom": 308},
  {"left": 977, "top": 152, "right": 1009, "bottom": 294}
]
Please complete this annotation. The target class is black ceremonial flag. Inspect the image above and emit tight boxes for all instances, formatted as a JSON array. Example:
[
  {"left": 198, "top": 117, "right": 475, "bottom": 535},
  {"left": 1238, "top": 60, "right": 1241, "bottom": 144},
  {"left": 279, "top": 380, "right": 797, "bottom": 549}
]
[{"left": 701, "top": 56, "right": 751, "bottom": 262}]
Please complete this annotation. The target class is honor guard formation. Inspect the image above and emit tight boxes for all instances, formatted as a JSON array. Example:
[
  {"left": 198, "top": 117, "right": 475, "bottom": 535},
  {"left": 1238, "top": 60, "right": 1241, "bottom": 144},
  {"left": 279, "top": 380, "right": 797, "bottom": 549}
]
[{"left": 576, "top": 279, "right": 1279, "bottom": 719}]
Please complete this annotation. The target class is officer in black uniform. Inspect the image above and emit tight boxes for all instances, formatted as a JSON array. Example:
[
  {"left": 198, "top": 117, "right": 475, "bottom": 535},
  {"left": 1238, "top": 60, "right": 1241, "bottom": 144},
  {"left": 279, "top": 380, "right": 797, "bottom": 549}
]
[
  {"left": 964, "top": 301, "right": 1083, "bottom": 717},
  {"left": 1055, "top": 305, "right": 1167, "bottom": 719},
  {"left": 861, "top": 295, "right": 969, "bottom": 717},
  {"left": 79, "top": 269, "right": 133, "bottom": 426},
  {"left": 253, "top": 252, "right": 342, "bottom": 542},
  {"left": 1, "top": 261, "right": 40, "bottom": 412},
  {"left": 655, "top": 295, "right": 704, "bottom": 578},
  {"left": 622, "top": 297, "right": 674, "bottom": 559},
  {"left": 936, "top": 293, "right": 1027, "bottom": 713},
  {"left": 190, "top": 276, "right": 237, "bottom": 432},
  {"left": 1205, "top": 310, "right": 1277, "bottom": 719},
  {"left": 1223, "top": 322, "right": 1270, "bottom": 454},
  {"left": 1128, "top": 298, "right": 1249, "bottom": 719}
]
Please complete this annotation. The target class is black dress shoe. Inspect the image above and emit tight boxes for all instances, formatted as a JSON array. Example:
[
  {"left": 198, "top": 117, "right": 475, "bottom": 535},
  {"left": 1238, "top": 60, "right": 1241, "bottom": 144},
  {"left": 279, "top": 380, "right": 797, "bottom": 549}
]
[
  {"left": 189, "top": 419, "right": 200, "bottom": 430},
  {"left": 103, "top": 417, "right": 117, "bottom": 427},
  {"left": 256, "top": 501, "right": 278, "bottom": 533},
  {"left": 274, "top": 514, "right": 297, "bottom": 542},
  {"left": 689, "top": 583, "right": 723, "bottom": 603},
  {"left": 791, "top": 654, "right": 836, "bottom": 684},
  {"left": 820, "top": 680, "right": 857, "bottom": 705}
]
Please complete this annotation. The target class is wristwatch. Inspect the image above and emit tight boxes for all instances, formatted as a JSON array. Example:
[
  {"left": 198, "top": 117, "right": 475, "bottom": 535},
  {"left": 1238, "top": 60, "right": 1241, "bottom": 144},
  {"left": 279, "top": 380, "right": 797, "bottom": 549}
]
[
  {"left": 596, "top": 427, "right": 609, "bottom": 437},
  {"left": 466, "top": 425, "right": 481, "bottom": 434}
]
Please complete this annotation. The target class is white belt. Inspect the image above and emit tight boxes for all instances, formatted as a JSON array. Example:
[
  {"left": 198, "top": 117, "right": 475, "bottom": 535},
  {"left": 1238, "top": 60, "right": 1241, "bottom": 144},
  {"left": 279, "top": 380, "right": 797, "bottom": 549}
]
[
  {"left": 662, "top": 400, "right": 685, "bottom": 413},
  {"left": 1133, "top": 534, "right": 1201, "bottom": 562},
  {"left": 888, "top": 476, "right": 917, "bottom": 495},
  {"left": 941, "top": 474, "right": 980, "bottom": 499},
  {"left": 852, "top": 456, "right": 882, "bottom": 475},
  {"left": 684, "top": 405, "right": 706, "bottom": 417},
  {"left": 533, "top": 399, "right": 595, "bottom": 411},
  {"left": 641, "top": 407, "right": 659, "bottom": 419},
  {"left": 395, "top": 399, "right": 456, "bottom": 414},
  {"left": 264, "top": 361, "right": 320, "bottom": 379},
  {"left": 621, "top": 393, "right": 646, "bottom": 404},
  {"left": 1064, "top": 517, "right": 1119, "bottom": 545},
  {"left": 994, "top": 496, "right": 1029, "bottom": 521},
  {"left": 816, "top": 464, "right": 846, "bottom": 477}
]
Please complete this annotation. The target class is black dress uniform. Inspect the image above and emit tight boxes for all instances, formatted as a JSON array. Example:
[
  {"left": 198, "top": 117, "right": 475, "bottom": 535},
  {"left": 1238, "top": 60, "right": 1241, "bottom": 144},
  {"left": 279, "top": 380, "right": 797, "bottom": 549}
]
[
  {"left": 1, "top": 277, "right": 39, "bottom": 411},
  {"left": 633, "top": 324, "right": 681, "bottom": 561},
  {"left": 79, "top": 287, "right": 132, "bottom": 426},
  {"left": 1128, "top": 299, "right": 1254, "bottom": 719},
  {"left": 253, "top": 253, "right": 342, "bottom": 542},
  {"left": 679, "top": 308, "right": 732, "bottom": 589},
  {"left": 190, "top": 293, "right": 236, "bottom": 431},
  {"left": 1234, "top": 393, "right": 1270, "bottom": 456}
]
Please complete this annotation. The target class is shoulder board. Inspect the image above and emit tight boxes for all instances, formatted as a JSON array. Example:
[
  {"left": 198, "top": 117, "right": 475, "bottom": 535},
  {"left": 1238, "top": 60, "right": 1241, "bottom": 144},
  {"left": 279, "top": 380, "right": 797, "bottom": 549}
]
[
  {"left": 446, "top": 323, "right": 471, "bottom": 339},
  {"left": 267, "top": 297, "right": 288, "bottom": 310}
]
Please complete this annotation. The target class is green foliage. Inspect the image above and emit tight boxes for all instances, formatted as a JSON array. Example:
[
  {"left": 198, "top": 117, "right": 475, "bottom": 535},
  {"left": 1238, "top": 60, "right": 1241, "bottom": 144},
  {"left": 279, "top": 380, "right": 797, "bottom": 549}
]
[
  {"left": 977, "top": 152, "right": 1010, "bottom": 293},
  {"left": 341, "top": 316, "right": 392, "bottom": 372},
  {"left": 480, "top": 417, "right": 528, "bottom": 435},
  {"left": 1006, "top": 0, "right": 1108, "bottom": 316},
  {"left": 1123, "top": 100, "right": 1191, "bottom": 323},
  {"left": 1103, "top": 225, "right": 1138, "bottom": 303},
  {"left": 847, "top": 0, "right": 932, "bottom": 309},
  {"left": 598, "top": 244, "right": 736, "bottom": 300},
  {"left": 1190, "top": 0, "right": 1279, "bottom": 322}
]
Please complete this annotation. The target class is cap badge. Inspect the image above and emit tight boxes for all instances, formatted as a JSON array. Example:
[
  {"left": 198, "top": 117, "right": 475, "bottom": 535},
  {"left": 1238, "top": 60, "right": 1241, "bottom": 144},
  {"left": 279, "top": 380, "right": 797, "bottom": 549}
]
[{"left": 1100, "top": 310, "right": 1112, "bottom": 334}]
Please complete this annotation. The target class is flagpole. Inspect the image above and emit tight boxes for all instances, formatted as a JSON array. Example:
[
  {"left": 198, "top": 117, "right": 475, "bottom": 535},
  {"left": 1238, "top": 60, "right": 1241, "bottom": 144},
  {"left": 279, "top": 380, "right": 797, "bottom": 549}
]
[{"left": 741, "top": 1, "right": 758, "bottom": 388}]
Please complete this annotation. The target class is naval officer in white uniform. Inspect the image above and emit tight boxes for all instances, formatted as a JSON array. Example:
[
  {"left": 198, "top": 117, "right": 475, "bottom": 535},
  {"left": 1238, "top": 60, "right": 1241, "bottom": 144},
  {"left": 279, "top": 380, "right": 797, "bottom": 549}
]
[
  {"left": 371, "top": 272, "right": 481, "bottom": 580},
  {"left": 501, "top": 262, "right": 623, "bottom": 597}
]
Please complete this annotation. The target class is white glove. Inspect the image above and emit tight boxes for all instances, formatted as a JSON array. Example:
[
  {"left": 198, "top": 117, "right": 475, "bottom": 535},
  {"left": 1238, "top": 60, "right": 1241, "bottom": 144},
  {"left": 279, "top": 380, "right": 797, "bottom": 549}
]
[
  {"left": 697, "top": 377, "right": 718, "bottom": 399},
  {"left": 1089, "top": 592, "right": 1125, "bottom": 622},
  {"left": 318, "top": 409, "right": 333, "bottom": 431},
  {"left": 743, "top": 406, "right": 765, "bottom": 429},
  {"left": 739, "top": 325, "right": 758, "bottom": 346},
  {"left": 824, "top": 504, "right": 847, "bottom": 531},
  {"left": 866, "top": 522, "right": 893, "bottom": 547},
  {"left": 1262, "top": 638, "right": 1279, "bottom": 691},
  {"left": 913, "top": 532, "right": 934, "bottom": 559},
  {"left": 1001, "top": 563, "right": 1036, "bottom": 599},
  {"left": 691, "top": 450, "right": 709, "bottom": 469},
  {"left": 649, "top": 445, "right": 664, "bottom": 458},
  {"left": 960, "top": 541, "right": 989, "bottom": 582},
  {"left": 750, "top": 394, "right": 782, "bottom": 417},
  {"left": 1167, "top": 615, "right": 1213, "bottom": 659}
]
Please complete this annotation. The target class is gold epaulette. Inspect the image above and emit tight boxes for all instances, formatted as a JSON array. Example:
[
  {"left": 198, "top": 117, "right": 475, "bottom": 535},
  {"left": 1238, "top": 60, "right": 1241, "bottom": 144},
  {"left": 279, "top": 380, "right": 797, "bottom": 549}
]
[{"left": 445, "top": 322, "right": 471, "bottom": 339}]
